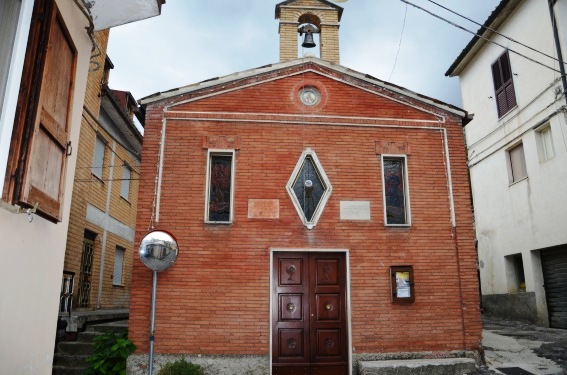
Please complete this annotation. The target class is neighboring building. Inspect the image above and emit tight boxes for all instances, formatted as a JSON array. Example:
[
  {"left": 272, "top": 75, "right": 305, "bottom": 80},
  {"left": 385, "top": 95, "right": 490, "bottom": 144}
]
[
  {"left": 62, "top": 30, "right": 142, "bottom": 320},
  {"left": 446, "top": 0, "right": 567, "bottom": 328},
  {"left": 127, "top": 1, "right": 481, "bottom": 374},
  {"left": 0, "top": 0, "right": 163, "bottom": 373}
]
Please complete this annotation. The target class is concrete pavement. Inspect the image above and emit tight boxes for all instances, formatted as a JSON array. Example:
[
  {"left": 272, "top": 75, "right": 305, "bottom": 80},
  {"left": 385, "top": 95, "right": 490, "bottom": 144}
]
[{"left": 480, "top": 315, "right": 567, "bottom": 375}]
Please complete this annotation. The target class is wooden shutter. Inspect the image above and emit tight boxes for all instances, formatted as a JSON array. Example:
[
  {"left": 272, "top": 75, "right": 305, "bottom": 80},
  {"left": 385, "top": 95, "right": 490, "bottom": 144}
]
[
  {"left": 492, "top": 51, "right": 517, "bottom": 118},
  {"left": 6, "top": 0, "right": 77, "bottom": 222},
  {"left": 509, "top": 143, "right": 527, "bottom": 182}
]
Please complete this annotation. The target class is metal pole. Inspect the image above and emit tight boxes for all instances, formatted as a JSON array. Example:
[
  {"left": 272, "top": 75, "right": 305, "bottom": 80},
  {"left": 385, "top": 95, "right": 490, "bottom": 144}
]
[
  {"left": 149, "top": 271, "right": 157, "bottom": 375},
  {"left": 548, "top": 0, "right": 567, "bottom": 107}
]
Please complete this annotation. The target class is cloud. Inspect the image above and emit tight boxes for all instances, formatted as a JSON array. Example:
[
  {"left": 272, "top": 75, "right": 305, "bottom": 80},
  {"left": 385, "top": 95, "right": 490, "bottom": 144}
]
[{"left": 106, "top": 0, "right": 500, "bottom": 107}]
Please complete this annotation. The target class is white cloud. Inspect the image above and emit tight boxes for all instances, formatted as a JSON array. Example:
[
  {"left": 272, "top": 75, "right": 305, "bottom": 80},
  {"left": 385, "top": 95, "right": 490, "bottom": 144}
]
[{"left": 106, "top": 0, "right": 500, "bottom": 107}]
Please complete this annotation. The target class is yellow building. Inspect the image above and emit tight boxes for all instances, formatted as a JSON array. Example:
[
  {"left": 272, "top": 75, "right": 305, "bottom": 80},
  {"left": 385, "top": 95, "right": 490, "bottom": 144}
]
[
  {"left": 0, "top": 0, "right": 162, "bottom": 372},
  {"left": 61, "top": 30, "right": 142, "bottom": 321}
]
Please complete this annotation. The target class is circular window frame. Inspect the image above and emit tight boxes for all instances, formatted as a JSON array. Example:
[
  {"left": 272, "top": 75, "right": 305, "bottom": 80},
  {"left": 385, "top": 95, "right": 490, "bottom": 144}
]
[{"left": 298, "top": 86, "right": 321, "bottom": 106}]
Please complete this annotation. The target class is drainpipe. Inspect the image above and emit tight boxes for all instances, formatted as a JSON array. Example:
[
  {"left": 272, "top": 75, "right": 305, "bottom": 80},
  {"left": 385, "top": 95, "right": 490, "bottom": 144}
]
[
  {"left": 549, "top": 0, "right": 567, "bottom": 107},
  {"left": 97, "top": 141, "right": 116, "bottom": 308}
]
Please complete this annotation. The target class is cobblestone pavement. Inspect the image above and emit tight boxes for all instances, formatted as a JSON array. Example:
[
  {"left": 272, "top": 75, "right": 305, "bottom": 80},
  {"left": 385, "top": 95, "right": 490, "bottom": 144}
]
[{"left": 479, "top": 315, "right": 567, "bottom": 374}]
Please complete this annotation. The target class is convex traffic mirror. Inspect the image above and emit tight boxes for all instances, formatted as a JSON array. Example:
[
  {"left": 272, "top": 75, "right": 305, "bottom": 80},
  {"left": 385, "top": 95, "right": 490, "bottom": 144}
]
[{"left": 139, "top": 230, "right": 179, "bottom": 272}]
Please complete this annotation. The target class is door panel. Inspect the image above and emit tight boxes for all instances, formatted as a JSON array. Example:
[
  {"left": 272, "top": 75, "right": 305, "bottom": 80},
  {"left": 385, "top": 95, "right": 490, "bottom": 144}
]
[{"left": 273, "top": 252, "right": 348, "bottom": 375}]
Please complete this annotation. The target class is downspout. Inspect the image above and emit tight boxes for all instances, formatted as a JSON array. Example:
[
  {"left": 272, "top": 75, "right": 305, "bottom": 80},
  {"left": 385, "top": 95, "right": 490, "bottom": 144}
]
[
  {"left": 97, "top": 141, "right": 116, "bottom": 308},
  {"left": 442, "top": 126, "right": 466, "bottom": 349},
  {"left": 549, "top": 0, "right": 567, "bottom": 107}
]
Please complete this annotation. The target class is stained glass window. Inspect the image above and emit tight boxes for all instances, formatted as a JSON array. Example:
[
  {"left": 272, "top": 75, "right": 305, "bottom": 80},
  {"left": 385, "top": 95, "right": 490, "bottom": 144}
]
[
  {"left": 292, "top": 156, "right": 325, "bottom": 222},
  {"left": 383, "top": 157, "right": 408, "bottom": 225},
  {"left": 207, "top": 153, "right": 233, "bottom": 222},
  {"left": 286, "top": 148, "right": 332, "bottom": 228}
]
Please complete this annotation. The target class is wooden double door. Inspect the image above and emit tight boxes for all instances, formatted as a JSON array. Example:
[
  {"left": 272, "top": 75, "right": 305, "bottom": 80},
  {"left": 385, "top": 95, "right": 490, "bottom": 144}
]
[{"left": 272, "top": 252, "right": 349, "bottom": 375}]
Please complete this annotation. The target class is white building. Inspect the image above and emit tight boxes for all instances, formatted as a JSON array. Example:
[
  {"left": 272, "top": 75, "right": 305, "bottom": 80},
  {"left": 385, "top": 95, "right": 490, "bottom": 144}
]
[
  {"left": 0, "top": 1, "right": 163, "bottom": 373},
  {"left": 447, "top": 0, "right": 567, "bottom": 328}
]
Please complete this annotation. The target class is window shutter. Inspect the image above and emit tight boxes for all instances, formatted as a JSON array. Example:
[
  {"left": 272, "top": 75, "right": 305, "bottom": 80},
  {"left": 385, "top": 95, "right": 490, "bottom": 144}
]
[
  {"left": 509, "top": 143, "right": 527, "bottom": 182},
  {"left": 92, "top": 136, "right": 105, "bottom": 179},
  {"left": 500, "top": 52, "right": 512, "bottom": 82},
  {"left": 492, "top": 51, "right": 517, "bottom": 118},
  {"left": 120, "top": 165, "right": 131, "bottom": 199},
  {"left": 18, "top": 10, "right": 76, "bottom": 221},
  {"left": 505, "top": 83, "right": 517, "bottom": 111},
  {"left": 491, "top": 61, "right": 503, "bottom": 90},
  {"left": 541, "top": 127, "right": 554, "bottom": 160},
  {"left": 496, "top": 90, "right": 508, "bottom": 118},
  {"left": 113, "top": 247, "right": 125, "bottom": 286}
]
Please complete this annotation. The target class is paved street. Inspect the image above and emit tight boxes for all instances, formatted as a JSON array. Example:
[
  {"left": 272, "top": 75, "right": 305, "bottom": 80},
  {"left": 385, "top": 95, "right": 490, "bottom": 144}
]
[{"left": 480, "top": 315, "right": 567, "bottom": 375}]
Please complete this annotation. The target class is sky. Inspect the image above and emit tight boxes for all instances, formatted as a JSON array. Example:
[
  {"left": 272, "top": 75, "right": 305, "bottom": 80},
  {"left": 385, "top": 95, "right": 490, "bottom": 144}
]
[{"left": 106, "top": 0, "right": 501, "bottom": 109}]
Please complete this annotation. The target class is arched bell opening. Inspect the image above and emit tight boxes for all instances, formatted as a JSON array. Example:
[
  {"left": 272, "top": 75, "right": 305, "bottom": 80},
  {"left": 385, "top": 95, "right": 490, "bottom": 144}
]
[{"left": 297, "top": 13, "right": 321, "bottom": 58}]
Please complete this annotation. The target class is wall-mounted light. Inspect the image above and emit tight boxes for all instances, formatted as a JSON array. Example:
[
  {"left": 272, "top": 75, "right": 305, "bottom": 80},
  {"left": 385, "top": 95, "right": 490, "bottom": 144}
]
[{"left": 304, "top": 179, "right": 314, "bottom": 197}]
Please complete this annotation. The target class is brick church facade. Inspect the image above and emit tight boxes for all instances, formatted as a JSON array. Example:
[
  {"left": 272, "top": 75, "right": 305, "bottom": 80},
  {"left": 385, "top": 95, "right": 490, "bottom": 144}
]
[{"left": 127, "top": 1, "right": 481, "bottom": 374}]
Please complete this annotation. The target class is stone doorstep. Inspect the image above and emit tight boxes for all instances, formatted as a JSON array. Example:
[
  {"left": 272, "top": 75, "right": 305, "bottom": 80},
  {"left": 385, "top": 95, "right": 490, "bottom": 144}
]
[{"left": 359, "top": 358, "right": 477, "bottom": 375}]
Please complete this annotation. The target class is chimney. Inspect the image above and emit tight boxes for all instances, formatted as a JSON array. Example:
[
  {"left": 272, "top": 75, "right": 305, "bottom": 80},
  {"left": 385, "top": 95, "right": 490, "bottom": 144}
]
[{"left": 275, "top": 0, "right": 343, "bottom": 64}]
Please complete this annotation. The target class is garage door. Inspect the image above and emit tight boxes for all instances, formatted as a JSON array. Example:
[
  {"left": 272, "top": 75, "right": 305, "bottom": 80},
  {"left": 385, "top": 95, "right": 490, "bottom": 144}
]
[{"left": 541, "top": 246, "right": 567, "bottom": 329}]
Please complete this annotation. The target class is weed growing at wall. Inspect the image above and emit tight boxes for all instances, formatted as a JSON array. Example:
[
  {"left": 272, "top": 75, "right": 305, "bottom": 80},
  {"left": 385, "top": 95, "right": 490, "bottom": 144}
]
[{"left": 86, "top": 333, "right": 136, "bottom": 375}]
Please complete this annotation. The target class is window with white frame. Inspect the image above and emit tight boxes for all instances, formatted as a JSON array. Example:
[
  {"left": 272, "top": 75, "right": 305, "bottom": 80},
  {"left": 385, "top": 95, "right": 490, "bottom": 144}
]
[
  {"left": 205, "top": 150, "right": 235, "bottom": 223},
  {"left": 536, "top": 125, "right": 555, "bottom": 162},
  {"left": 507, "top": 143, "right": 527, "bottom": 184},
  {"left": 382, "top": 156, "right": 410, "bottom": 226},
  {"left": 113, "top": 246, "right": 125, "bottom": 286},
  {"left": 120, "top": 164, "right": 131, "bottom": 200},
  {"left": 286, "top": 148, "right": 332, "bottom": 229},
  {"left": 92, "top": 135, "right": 105, "bottom": 179}
]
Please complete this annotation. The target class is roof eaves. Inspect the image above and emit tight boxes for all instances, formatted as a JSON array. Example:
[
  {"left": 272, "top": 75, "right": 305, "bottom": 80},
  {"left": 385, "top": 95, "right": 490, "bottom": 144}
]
[
  {"left": 101, "top": 86, "right": 143, "bottom": 144},
  {"left": 139, "top": 60, "right": 310, "bottom": 106},
  {"left": 445, "top": 0, "right": 522, "bottom": 77},
  {"left": 140, "top": 56, "right": 466, "bottom": 119}
]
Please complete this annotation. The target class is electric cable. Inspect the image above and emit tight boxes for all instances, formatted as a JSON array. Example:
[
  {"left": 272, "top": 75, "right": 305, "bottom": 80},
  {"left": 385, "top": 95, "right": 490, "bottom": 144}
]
[
  {"left": 388, "top": 3, "right": 408, "bottom": 82},
  {"left": 426, "top": 0, "right": 567, "bottom": 66},
  {"left": 400, "top": 0, "right": 562, "bottom": 74}
]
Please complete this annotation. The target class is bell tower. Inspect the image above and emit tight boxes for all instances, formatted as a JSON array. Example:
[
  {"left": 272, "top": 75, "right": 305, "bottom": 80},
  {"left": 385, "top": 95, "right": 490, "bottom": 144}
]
[{"left": 275, "top": 0, "right": 343, "bottom": 64}]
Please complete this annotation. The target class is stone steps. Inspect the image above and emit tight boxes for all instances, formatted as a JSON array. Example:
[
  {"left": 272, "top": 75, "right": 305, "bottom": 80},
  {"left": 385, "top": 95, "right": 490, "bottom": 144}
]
[
  {"left": 359, "top": 358, "right": 477, "bottom": 375},
  {"left": 52, "top": 320, "right": 128, "bottom": 375}
]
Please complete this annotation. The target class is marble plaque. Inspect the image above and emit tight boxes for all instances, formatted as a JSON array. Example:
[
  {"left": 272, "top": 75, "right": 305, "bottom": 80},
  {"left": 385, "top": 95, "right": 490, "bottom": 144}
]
[
  {"left": 248, "top": 199, "right": 280, "bottom": 219},
  {"left": 340, "top": 201, "right": 371, "bottom": 221}
]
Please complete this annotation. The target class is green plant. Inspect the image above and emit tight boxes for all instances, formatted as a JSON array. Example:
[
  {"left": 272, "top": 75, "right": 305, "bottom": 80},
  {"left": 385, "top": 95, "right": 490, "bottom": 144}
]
[
  {"left": 86, "top": 332, "right": 136, "bottom": 375},
  {"left": 158, "top": 359, "right": 205, "bottom": 375}
]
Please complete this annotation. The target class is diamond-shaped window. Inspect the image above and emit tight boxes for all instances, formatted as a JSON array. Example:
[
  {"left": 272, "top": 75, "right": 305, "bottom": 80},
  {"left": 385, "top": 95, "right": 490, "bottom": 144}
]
[{"left": 286, "top": 148, "right": 332, "bottom": 229}]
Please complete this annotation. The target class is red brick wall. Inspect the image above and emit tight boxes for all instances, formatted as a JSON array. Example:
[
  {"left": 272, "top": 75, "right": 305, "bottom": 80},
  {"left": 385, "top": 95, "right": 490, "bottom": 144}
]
[{"left": 129, "top": 65, "right": 480, "bottom": 356}]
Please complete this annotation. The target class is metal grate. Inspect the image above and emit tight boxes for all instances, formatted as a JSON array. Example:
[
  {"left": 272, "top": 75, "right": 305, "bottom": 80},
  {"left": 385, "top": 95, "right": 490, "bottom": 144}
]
[{"left": 77, "top": 238, "right": 95, "bottom": 307}]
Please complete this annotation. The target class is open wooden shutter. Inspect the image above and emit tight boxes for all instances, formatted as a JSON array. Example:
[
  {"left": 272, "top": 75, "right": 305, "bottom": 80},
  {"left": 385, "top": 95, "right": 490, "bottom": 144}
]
[
  {"left": 7, "top": 0, "right": 77, "bottom": 222},
  {"left": 23, "top": 9, "right": 76, "bottom": 221}
]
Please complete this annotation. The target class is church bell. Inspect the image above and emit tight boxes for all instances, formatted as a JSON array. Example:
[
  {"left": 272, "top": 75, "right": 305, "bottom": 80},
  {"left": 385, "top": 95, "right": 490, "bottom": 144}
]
[{"left": 301, "top": 30, "right": 316, "bottom": 48}]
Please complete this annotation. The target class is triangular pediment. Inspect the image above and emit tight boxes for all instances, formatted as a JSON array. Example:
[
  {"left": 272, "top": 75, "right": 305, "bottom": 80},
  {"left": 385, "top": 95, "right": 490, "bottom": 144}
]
[{"left": 141, "top": 58, "right": 465, "bottom": 121}]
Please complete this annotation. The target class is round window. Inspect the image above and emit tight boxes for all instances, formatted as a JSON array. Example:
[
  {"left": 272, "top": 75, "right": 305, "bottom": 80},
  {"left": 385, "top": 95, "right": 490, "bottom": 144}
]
[{"left": 298, "top": 86, "right": 321, "bottom": 106}]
